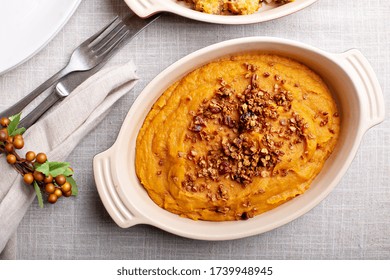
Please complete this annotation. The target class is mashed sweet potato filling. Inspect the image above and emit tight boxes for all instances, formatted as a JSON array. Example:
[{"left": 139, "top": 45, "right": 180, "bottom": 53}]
[{"left": 136, "top": 54, "right": 340, "bottom": 221}]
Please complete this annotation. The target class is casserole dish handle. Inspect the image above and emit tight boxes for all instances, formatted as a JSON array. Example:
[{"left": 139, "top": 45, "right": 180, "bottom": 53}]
[
  {"left": 93, "top": 148, "right": 141, "bottom": 228},
  {"left": 339, "top": 49, "right": 385, "bottom": 129},
  {"left": 126, "top": 0, "right": 165, "bottom": 18}
]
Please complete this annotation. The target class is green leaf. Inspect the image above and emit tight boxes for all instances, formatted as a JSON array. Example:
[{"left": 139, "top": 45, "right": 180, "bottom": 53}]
[
  {"left": 34, "top": 161, "right": 74, "bottom": 178},
  {"left": 67, "top": 176, "right": 78, "bottom": 196},
  {"left": 10, "top": 127, "right": 26, "bottom": 137},
  {"left": 62, "top": 168, "right": 74, "bottom": 177},
  {"left": 48, "top": 162, "right": 70, "bottom": 177},
  {"left": 7, "top": 112, "right": 22, "bottom": 136},
  {"left": 34, "top": 161, "right": 50, "bottom": 176},
  {"left": 33, "top": 181, "right": 44, "bottom": 208},
  {"left": 8, "top": 113, "right": 20, "bottom": 122}
]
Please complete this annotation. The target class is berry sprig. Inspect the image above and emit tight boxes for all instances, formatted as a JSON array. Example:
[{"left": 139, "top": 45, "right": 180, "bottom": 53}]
[{"left": 0, "top": 113, "right": 78, "bottom": 207}]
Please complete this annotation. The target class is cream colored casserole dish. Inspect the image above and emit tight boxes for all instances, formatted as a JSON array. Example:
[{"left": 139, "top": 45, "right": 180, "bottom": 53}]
[
  {"left": 93, "top": 37, "right": 385, "bottom": 240},
  {"left": 124, "top": 0, "right": 318, "bottom": 24}
]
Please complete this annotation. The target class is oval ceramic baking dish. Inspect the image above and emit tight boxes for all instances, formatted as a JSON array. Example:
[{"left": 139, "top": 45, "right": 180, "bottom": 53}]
[
  {"left": 93, "top": 37, "right": 385, "bottom": 241},
  {"left": 124, "top": 0, "right": 318, "bottom": 25}
]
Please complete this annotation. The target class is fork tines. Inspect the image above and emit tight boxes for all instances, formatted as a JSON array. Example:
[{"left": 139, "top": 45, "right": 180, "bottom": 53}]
[{"left": 88, "top": 17, "right": 130, "bottom": 57}]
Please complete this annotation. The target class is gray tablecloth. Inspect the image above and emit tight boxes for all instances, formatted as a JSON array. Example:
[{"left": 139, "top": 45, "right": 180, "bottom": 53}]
[{"left": 0, "top": 0, "right": 389, "bottom": 259}]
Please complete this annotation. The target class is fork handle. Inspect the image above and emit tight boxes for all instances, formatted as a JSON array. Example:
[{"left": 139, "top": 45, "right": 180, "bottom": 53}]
[
  {"left": 19, "top": 92, "right": 62, "bottom": 129},
  {"left": 0, "top": 66, "right": 72, "bottom": 118}
]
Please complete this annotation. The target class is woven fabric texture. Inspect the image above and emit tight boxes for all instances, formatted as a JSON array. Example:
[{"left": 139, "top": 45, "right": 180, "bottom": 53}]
[{"left": 0, "top": 0, "right": 388, "bottom": 259}]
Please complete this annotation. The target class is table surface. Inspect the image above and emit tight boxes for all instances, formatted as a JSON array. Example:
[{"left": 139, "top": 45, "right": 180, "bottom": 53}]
[{"left": 0, "top": 0, "right": 389, "bottom": 260}]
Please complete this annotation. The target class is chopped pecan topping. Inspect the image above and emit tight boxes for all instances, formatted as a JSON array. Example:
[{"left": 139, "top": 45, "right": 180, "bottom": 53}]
[
  {"left": 216, "top": 85, "right": 235, "bottom": 98},
  {"left": 320, "top": 116, "right": 329, "bottom": 127},
  {"left": 244, "top": 62, "right": 258, "bottom": 72},
  {"left": 183, "top": 67, "right": 313, "bottom": 190}
]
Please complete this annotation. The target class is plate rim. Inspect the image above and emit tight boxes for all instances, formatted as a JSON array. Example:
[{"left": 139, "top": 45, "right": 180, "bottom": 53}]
[
  {"left": 125, "top": 0, "right": 318, "bottom": 25},
  {"left": 0, "top": 0, "right": 82, "bottom": 75}
]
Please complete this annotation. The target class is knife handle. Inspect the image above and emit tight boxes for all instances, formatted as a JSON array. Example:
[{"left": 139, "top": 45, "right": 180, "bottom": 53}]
[
  {"left": 0, "top": 66, "right": 73, "bottom": 119},
  {"left": 19, "top": 93, "right": 62, "bottom": 129}
]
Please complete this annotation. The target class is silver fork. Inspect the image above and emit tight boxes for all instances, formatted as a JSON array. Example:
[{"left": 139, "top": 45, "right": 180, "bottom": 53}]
[
  {"left": 0, "top": 16, "right": 130, "bottom": 118},
  {"left": 17, "top": 14, "right": 160, "bottom": 129}
]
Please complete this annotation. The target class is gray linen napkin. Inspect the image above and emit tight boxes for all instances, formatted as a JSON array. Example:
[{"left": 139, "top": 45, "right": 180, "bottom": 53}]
[{"left": 0, "top": 61, "right": 138, "bottom": 258}]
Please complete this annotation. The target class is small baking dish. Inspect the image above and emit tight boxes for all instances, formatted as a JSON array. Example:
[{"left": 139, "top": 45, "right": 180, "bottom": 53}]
[
  {"left": 124, "top": 0, "right": 318, "bottom": 25},
  {"left": 93, "top": 37, "right": 385, "bottom": 240}
]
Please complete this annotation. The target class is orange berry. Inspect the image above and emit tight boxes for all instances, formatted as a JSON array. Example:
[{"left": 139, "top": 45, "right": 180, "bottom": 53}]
[
  {"left": 6, "top": 154, "right": 16, "bottom": 164},
  {"left": 61, "top": 182, "right": 71, "bottom": 193},
  {"left": 13, "top": 138, "right": 24, "bottom": 149},
  {"left": 23, "top": 173, "right": 34, "bottom": 185},
  {"left": 5, "top": 143, "right": 14, "bottom": 152},
  {"left": 14, "top": 134, "right": 23, "bottom": 140},
  {"left": 0, "top": 129, "right": 7, "bottom": 141},
  {"left": 45, "top": 183, "right": 56, "bottom": 194},
  {"left": 44, "top": 175, "right": 53, "bottom": 184},
  {"left": 33, "top": 171, "right": 45, "bottom": 182},
  {"left": 48, "top": 194, "right": 58, "bottom": 204},
  {"left": 54, "top": 189, "right": 62, "bottom": 198},
  {"left": 26, "top": 151, "right": 36, "bottom": 162},
  {"left": 36, "top": 153, "right": 47, "bottom": 164},
  {"left": 55, "top": 175, "right": 66, "bottom": 186},
  {"left": 63, "top": 191, "right": 72, "bottom": 197},
  {"left": 0, "top": 117, "right": 10, "bottom": 127}
]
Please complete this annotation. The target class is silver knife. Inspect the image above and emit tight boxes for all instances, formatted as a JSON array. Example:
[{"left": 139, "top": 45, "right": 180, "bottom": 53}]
[{"left": 19, "top": 14, "right": 160, "bottom": 129}]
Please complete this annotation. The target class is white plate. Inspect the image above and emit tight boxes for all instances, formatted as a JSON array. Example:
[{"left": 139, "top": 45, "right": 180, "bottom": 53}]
[
  {"left": 124, "top": 0, "right": 318, "bottom": 25},
  {"left": 0, "top": 0, "right": 81, "bottom": 75}
]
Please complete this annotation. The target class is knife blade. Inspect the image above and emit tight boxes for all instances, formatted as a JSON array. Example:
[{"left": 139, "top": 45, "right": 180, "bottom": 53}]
[{"left": 19, "top": 14, "right": 160, "bottom": 129}]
